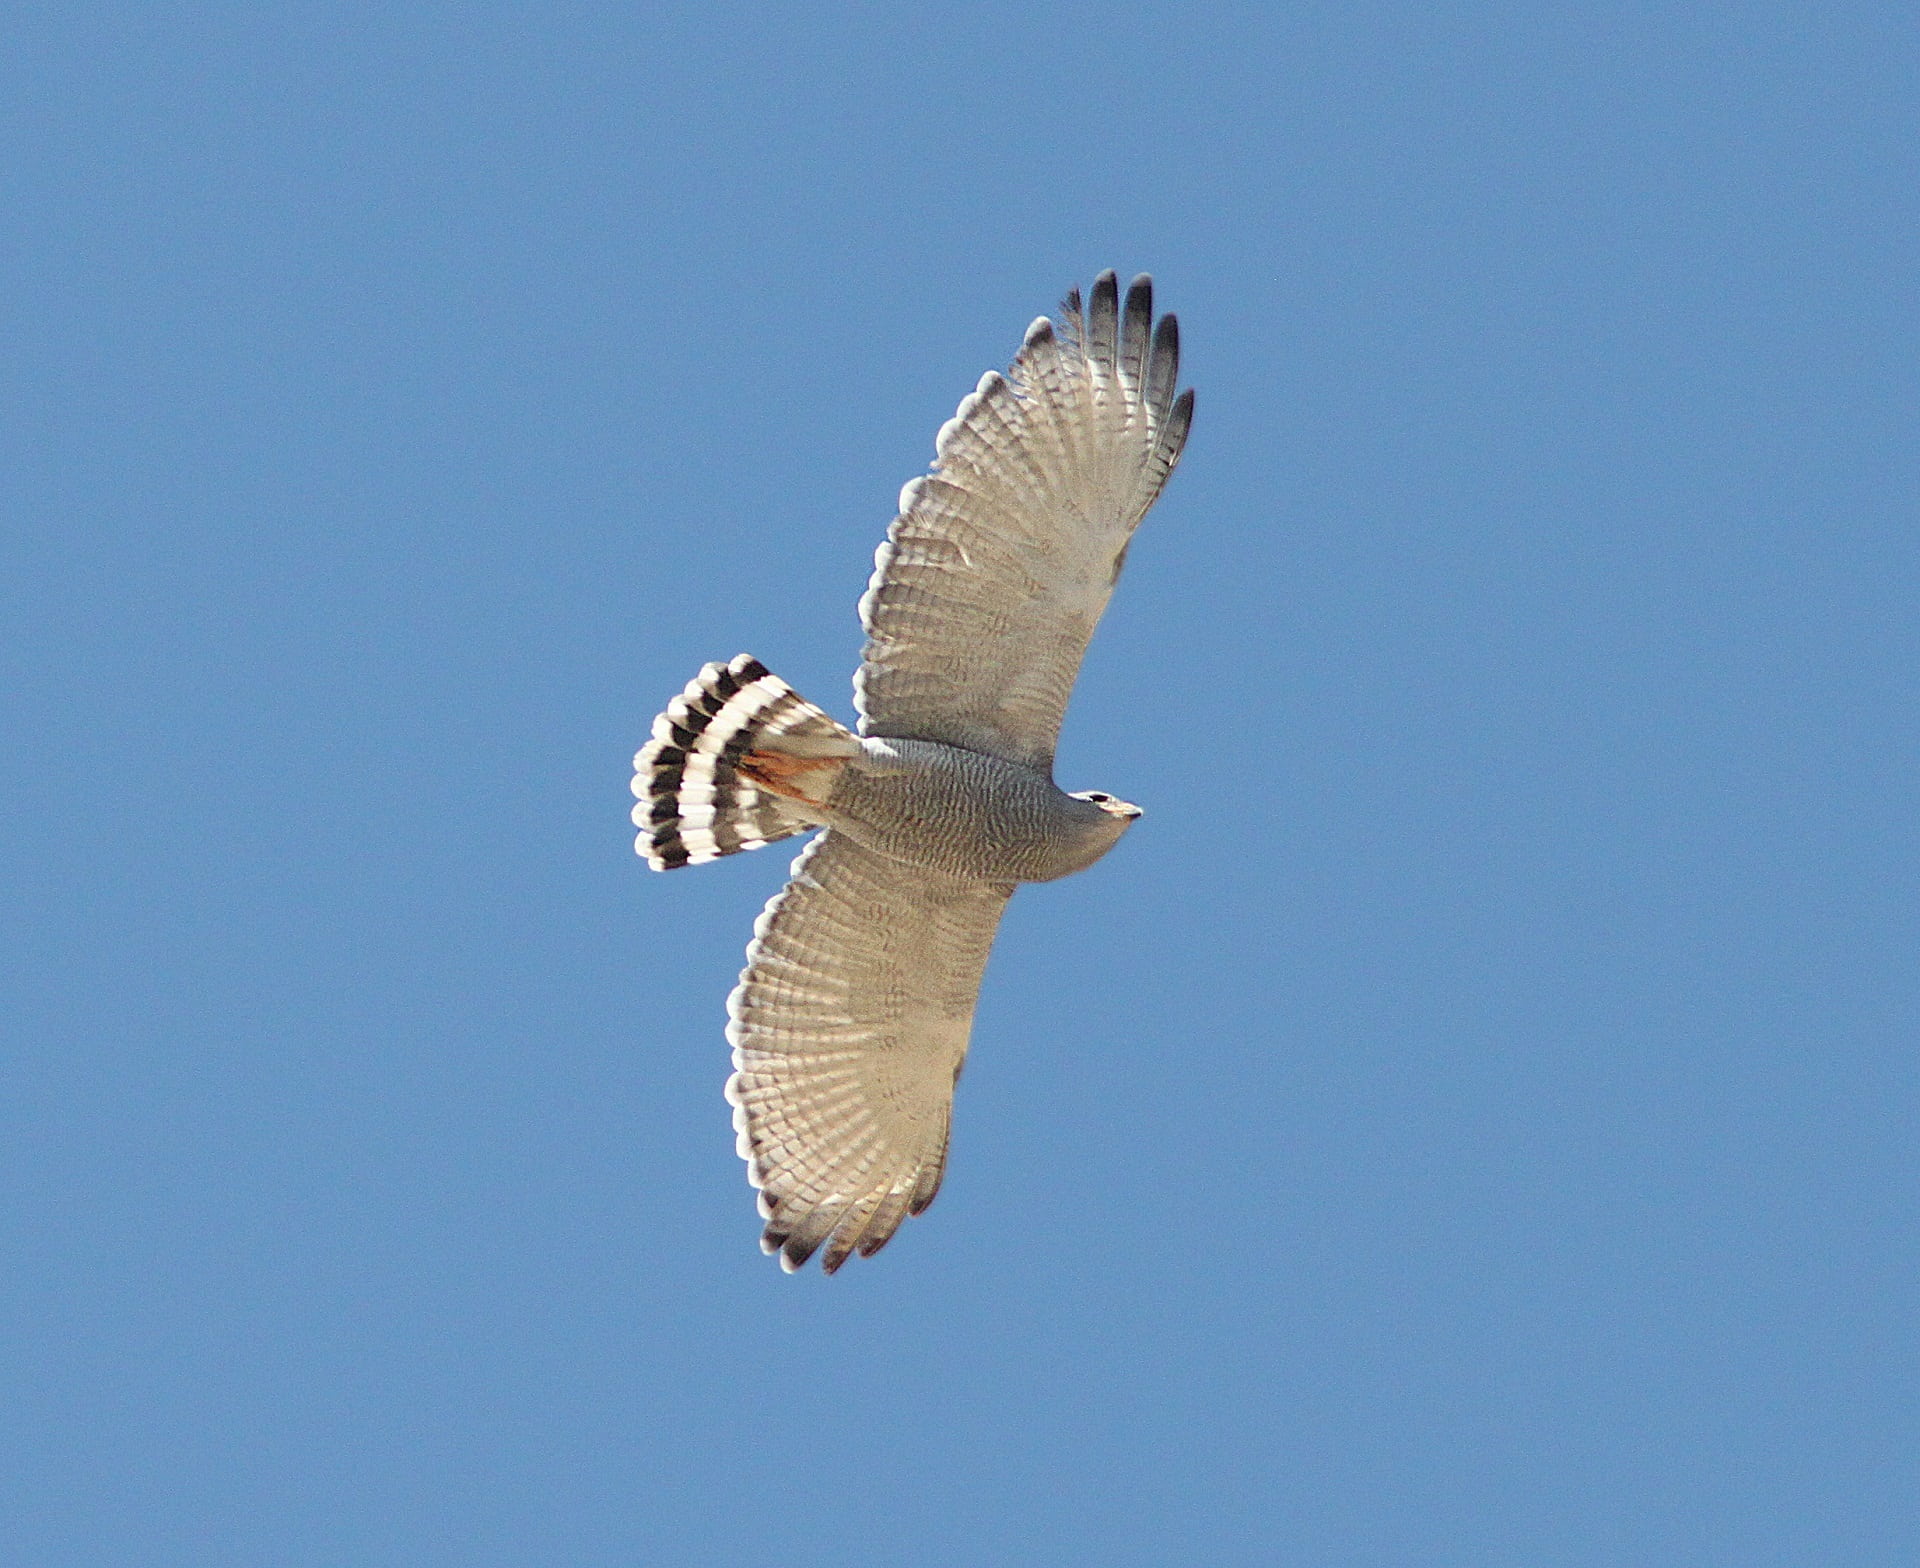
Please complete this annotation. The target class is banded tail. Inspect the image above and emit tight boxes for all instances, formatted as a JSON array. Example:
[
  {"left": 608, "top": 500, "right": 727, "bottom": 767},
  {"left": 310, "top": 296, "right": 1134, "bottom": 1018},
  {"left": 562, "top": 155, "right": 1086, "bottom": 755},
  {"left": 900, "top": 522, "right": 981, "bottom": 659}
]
[{"left": 631, "top": 654, "right": 860, "bottom": 870}]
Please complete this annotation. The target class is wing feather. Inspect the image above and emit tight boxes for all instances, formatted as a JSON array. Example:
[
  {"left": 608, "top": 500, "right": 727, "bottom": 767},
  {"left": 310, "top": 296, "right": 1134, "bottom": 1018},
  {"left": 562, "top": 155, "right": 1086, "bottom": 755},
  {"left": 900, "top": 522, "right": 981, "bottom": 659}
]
[
  {"left": 725, "top": 832, "right": 1014, "bottom": 1273},
  {"left": 854, "top": 272, "right": 1193, "bottom": 771}
]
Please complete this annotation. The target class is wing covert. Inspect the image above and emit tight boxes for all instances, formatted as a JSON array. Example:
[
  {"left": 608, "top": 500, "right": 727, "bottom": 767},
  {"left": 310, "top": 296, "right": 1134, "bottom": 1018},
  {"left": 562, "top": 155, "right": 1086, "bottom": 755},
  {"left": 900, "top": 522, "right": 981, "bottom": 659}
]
[
  {"left": 854, "top": 272, "right": 1193, "bottom": 772},
  {"left": 725, "top": 832, "right": 1014, "bottom": 1273}
]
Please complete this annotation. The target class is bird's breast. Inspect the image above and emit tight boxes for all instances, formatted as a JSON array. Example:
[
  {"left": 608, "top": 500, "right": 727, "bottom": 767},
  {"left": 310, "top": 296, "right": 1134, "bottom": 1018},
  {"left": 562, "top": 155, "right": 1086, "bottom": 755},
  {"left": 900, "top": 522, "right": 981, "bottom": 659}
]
[{"left": 824, "top": 739, "right": 1122, "bottom": 883}]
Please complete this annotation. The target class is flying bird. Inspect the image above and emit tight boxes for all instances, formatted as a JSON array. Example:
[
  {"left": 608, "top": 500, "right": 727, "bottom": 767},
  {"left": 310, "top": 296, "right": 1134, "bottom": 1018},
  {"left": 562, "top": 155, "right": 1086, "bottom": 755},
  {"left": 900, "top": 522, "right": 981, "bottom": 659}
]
[{"left": 632, "top": 272, "right": 1193, "bottom": 1272}]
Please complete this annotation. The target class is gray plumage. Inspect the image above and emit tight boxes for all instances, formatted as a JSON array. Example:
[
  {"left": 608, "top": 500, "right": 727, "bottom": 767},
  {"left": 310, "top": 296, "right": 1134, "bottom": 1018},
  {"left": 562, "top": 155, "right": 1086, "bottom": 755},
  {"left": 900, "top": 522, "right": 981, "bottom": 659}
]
[
  {"left": 632, "top": 272, "right": 1192, "bottom": 1272},
  {"left": 823, "top": 738, "right": 1133, "bottom": 884}
]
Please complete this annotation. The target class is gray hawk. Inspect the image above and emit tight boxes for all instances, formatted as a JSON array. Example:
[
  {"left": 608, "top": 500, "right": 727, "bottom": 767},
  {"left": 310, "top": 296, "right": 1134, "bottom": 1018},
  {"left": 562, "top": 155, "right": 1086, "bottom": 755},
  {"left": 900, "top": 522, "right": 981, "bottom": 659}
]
[{"left": 632, "top": 272, "right": 1193, "bottom": 1272}]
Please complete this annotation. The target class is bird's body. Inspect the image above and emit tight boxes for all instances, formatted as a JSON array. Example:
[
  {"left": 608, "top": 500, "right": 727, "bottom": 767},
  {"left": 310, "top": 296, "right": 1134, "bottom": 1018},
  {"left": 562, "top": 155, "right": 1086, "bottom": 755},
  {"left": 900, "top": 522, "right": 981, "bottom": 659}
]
[
  {"left": 823, "top": 737, "right": 1135, "bottom": 885},
  {"left": 632, "top": 272, "right": 1192, "bottom": 1272}
]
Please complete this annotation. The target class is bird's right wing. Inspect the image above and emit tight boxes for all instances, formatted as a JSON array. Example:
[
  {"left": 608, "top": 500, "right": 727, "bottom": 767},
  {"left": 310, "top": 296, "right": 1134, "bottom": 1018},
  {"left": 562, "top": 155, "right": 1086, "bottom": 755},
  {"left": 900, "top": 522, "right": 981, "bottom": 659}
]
[
  {"left": 855, "top": 272, "right": 1193, "bottom": 774},
  {"left": 726, "top": 832, "right": 1014, "bottom": 1273}
]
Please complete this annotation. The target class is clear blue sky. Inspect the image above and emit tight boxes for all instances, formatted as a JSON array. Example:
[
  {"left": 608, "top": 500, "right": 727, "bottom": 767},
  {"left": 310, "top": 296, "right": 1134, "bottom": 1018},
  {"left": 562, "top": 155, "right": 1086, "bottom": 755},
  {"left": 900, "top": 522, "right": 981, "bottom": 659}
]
[{"left": 5, "top": 5, "right": 1915, "bottom": 1564}]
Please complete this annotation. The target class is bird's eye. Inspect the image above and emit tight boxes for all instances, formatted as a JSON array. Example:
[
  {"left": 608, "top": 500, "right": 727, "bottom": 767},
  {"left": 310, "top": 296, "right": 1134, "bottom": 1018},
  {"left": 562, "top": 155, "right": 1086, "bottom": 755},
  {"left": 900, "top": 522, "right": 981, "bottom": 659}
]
[{"left": 1086, "top": 792, "right": 1109, "bottom": 802}]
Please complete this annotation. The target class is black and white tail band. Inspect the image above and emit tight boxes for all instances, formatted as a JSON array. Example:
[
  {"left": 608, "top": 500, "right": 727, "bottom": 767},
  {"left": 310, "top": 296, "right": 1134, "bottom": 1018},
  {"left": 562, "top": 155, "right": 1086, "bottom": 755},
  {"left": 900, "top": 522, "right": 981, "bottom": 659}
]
[{"left": 631, "top": 654, "right": 858, "bottom": 871}]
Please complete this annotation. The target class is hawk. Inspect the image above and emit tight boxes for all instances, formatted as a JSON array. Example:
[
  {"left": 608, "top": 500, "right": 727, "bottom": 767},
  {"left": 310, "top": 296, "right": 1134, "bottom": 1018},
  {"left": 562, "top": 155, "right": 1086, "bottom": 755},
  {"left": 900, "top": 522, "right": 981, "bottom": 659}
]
[{"left": 632, "top": 272, "right": 1193, "bottom": 1272}]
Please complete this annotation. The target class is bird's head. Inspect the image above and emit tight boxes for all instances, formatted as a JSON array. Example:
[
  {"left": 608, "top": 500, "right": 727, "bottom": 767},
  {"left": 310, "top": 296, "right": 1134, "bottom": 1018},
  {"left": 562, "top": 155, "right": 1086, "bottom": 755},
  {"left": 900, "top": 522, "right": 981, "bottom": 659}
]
[{"left": 1070, "top": 790, "right": 1143, "bottom": 822}]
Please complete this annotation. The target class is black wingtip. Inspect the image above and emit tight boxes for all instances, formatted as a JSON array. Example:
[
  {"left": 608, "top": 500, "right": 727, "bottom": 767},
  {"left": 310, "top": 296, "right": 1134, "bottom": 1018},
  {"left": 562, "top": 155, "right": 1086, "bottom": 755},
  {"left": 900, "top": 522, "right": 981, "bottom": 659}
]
[
  {"left": 1166, "top": 386, "right": 1195, "bottom": 455},
  {"left": 1090, "top": 269, "right": 1119, "bottom": 322},
  {"left": 1124, "top": 274, "right": 1153, "bottom": 329},
  {"left": 1153, "top": 311, "right": 1180, "bottom": 369},
  {"left": 1147, "top": 311, "right": 1182, "bottom": 418}
]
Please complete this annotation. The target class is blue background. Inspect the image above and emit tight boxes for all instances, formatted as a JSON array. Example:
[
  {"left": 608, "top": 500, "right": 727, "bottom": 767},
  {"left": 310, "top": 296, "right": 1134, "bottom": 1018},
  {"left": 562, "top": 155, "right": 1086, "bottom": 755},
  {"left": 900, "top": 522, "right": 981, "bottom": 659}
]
[{"left": 5, "top": 4, "right": 1915, "bottom": 1563}]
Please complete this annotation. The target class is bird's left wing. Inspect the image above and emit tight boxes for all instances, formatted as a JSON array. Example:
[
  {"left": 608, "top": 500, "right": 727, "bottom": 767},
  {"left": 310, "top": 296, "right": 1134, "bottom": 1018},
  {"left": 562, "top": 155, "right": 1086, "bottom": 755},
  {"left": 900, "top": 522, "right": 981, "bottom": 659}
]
[
  {"left": 726, "top": 831, "right": 1014, "bottom": 1273},
  {"left": 855, "top": 271, "right": 1193, "bottom": 773}
]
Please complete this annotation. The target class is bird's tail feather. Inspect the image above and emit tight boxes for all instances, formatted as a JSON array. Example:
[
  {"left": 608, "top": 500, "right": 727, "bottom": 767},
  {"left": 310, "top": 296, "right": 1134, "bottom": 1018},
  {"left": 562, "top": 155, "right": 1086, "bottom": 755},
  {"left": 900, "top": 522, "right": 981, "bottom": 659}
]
[{"left": 631, "top": 655, "right": 859, "bottom": 870}]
